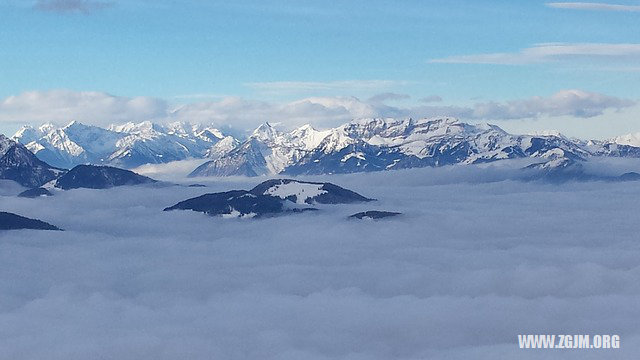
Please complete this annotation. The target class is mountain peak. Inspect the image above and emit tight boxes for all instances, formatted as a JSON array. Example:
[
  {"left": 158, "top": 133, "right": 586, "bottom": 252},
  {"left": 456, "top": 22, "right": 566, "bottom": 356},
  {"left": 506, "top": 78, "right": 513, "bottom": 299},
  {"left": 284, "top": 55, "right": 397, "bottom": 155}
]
[
  {"left": 414, "top": 116, "right": 459, "bottom": 125},
  {"left": 0, "top": 134, "right": 15, "bottom": 156},
  {"left": 12, "top": 125, "right": 39, "bottom": 143},
  {"left": 296, "top": 124, "right": 315, "bottom": 132},
  {"left": 527, "top": 129, "right": 566, "bottom": 138},
  {"left": 165, "top": 121, "right": 193, "bottom": 134},
  {"left": 289, "top": 124, "right": 331, "bottom": 150},
  {"left": 612, "top": 132, "right": 640, "bottom": 147},
  {"left": 108, "top": 121, "right": 156, "bottom": 134},
  {"left": 255, "top": 122, "right": 273, "bottom": 130},
  {"left": 201, "top": 127, "right": 225, "bottom": 139},
  {"left": 251, "top": 122, "right": 279, "bottom": 141},
  {"left": 63, "top": 120, "right": 96, "bottom": 132},
  {"left": 39, "top": 123, "right": 56, "bottom": 133},
  {"left": 15, "top": 124, "right": 34, "bottom": 132}
]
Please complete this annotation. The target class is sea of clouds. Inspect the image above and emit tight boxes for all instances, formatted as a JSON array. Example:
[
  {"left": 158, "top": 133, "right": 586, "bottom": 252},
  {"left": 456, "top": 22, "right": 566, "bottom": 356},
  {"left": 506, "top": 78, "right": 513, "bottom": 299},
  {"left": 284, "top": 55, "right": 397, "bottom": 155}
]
[{"left": 1, "top": 165, "right": 640, "bottom": 359}]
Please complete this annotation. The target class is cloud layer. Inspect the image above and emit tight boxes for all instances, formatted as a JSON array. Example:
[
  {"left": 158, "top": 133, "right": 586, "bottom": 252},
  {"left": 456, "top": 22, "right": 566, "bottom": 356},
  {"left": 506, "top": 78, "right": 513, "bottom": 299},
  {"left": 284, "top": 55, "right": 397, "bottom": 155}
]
[
  {"left": 0, "top": 90, "right": 167, "bottom": 126},
  {"left": 430, "top": 43, "right": 640, "bottom": 65},
  {"left": 0, "top": 89, "right": 635, "bottom": 133},
  {"left": 547, "top": 2, "right": 640, "bottom": 12},
  {"left": 2, "top": 167, "right": 640, "bottom": 359},
  {"left": 470, "top": 89, "right": 635, "bottom": 119}
]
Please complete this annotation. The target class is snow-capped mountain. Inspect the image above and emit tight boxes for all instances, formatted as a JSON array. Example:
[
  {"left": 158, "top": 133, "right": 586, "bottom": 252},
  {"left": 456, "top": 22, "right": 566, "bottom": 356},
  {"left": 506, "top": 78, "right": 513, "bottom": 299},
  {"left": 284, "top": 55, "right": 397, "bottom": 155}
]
[
  {"left": 164, "top": 179, "right": 373, "bottom": 218},
  {"left": 13, "top": 121, "right": 228, "bottom": 169},
  {"left": 0, "top": 134, "right": 63, "bottom": 188},
  {"left": 611, "top": 132, "right": 640, "bottom": 147},
  {"left": 11, "top": 117, "right": 640, "bottom": 178},
  {"left": 578, "top": 132, "right": 640, "bottom": 159},
  {"left": 190, "top": 117, "right": 604, "bottom": 177},
  {"left": 190, "top": 122, "right": 332, "bottom": 177},
  {"left": 205, "top": 136, "right": 240, "bottom": 159}
]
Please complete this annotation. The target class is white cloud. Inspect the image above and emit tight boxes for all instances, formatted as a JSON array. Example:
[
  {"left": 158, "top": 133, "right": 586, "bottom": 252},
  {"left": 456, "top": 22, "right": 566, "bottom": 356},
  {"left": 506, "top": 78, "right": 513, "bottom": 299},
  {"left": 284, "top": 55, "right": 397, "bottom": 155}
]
[
  {"left": 0, "top": 91, "right": 385, "bottom": 132},
  {"left": 0, "top": 89, "right": 634, "bottom": 136},
  {"left": 0, "top": 90, "right": 167, "bottom": 127},
  {"left": 367, "top": 90, "right": 635, "bottom": 121},
  {"left": 470, "top": 89, "right": 636, "bottom": 119},
  {"left": 430, "top": 43, "right": 640, "bottom": 65},
  {"left": 547, "top": 2, "right": 640, "bottom": 12},
  {"left": 160, "top": 90, "right": 638, "bottom": 131},
  {"left": 132, "top": 158, "right": 211, "bottom": 181},
  {"left": 172, "top": 96, "right": 380, "bottom": 131}
]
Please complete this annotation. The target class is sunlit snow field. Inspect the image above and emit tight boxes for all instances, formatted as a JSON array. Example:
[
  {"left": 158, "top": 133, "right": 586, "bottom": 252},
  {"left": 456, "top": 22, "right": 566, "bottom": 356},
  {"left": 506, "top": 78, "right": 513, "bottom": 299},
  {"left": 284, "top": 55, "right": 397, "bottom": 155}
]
[{"left": 2, "top": 164, "right": 640, "bottom": 359}]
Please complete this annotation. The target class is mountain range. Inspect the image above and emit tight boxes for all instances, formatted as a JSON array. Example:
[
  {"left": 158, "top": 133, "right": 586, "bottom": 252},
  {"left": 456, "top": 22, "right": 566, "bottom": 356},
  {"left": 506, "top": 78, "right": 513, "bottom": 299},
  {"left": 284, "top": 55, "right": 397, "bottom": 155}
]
[
  {"left": 189, "top": 117, "right": 640, "bottom": 177},
  {"left": 1, "top": 133, "right": 160, "bottom": 189},
  {"left": 12, "top": 121, "right": 233, "bottom": 169},
  {"left": 10, "top": 117, "right": 640, "bottom": 178}
]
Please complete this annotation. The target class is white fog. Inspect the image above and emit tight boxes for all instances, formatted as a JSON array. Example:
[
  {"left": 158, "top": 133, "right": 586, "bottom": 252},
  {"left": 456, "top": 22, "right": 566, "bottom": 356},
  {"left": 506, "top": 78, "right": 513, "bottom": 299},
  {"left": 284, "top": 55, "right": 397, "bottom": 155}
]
[{"left": 1, "top": 165, "right": 639, "bottom": 359}]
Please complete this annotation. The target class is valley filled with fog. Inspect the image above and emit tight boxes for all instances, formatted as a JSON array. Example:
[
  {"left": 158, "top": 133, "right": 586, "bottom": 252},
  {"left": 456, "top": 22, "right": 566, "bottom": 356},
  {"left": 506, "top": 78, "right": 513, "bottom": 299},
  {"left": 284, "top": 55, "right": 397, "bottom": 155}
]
[{"left": 2, "top": 165, "right": 640, "bottom": 359}]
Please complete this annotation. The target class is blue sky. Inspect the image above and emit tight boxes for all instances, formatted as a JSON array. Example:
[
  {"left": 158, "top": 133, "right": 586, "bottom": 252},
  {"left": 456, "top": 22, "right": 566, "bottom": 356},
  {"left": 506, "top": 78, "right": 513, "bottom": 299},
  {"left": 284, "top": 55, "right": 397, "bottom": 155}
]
[{"left": 1, "top": 0, "right": 639, "bottom": 138}]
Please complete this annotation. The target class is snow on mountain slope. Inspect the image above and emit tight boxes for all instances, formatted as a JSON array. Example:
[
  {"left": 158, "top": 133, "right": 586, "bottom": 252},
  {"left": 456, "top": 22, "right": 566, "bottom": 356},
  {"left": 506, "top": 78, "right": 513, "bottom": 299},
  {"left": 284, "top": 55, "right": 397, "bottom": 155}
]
[
  {"left": 197, "top": 117, "right": 622, "bottom": 177},
  {"left": 612, "top": 132, "right": 640, "bottom": 147},
  {"left": 287, "top": 118, "right": 556, "bottom": 174},
  {"left": 0, "top": 134, "right": 62, "bottom": 188},
  {"left": 288, "top": 124, "right": 333, "bottom": 150},
  {"left": 262, "top": 181, "right": 328, "bottom": 204},
  {"left": 190, "top": 123, "right": 332, "bottom": 177},
  {"left": 11, "top": 117, "right": 640, "bottom": 177},
  {"left": 63, "top": 121, "right": 122, "bottom": 156},
  {"left": 13, "top": 121, "right": 229, "bottom": 169},
  {"left": 249, "top": 179, "right": 374, "bottom": 204},
  {"left": 205, "top": 136, "right": 239, "bottom": 159}
]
